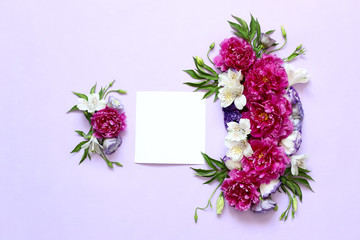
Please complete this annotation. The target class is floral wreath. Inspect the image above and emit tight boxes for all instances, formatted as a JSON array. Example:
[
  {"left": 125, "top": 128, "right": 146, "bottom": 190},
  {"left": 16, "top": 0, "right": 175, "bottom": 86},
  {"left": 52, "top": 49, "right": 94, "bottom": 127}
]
[
  {"left": 184, "top": 14, "right": 314, "bottom": 222},
  {"left": 68, "top": 81, "right": 127, "bottom": 168}
]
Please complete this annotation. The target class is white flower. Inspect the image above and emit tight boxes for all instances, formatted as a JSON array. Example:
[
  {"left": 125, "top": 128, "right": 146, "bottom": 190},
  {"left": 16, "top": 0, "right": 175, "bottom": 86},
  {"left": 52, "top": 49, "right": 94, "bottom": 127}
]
[
  {"left": 290, "top": 154, "right": 308, "bottom": 175},
  {"left": 77, "top": 93, "right": 106, "bottom": 113},
  {"left": 224, "top": 159, "right": 242, "bottom": 170},
  {"left": 82, "top": 135, "right": 102, "bottom": 154},
  {"left": 218, "top": 69, "right": 243, "bottom": 88},
  {"left": 226, "top": 118, "right": 251, "bottom": 142},
  {"left": 225, "top": 139, "right": 253, "bottom": 161},
  {"left": 280, "top": 131, "right": 301, "bottom": 155},
  {"left": 218, "top": 86, "right": 247, "bottom": 110},
  {"left": 285, "top": 64, "right": 310, "bottom": 87}
]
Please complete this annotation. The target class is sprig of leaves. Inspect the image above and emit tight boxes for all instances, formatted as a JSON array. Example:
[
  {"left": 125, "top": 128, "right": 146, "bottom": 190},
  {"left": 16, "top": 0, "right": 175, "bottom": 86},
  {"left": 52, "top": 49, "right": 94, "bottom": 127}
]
[
  {"left": 192, "top": 153, "right": 229, "bottom": 222},
  {"left": 228, "top": 14, "right": 263, "bottom": 57},
  {"left": 279, "top": 167, "right": 314, "bottom": 221},
  {"left": 183, "top": 48, "right": 220, "bottom": 101},
  {"left": 283, "top": 44, "right": 306, "bottom": 62}
]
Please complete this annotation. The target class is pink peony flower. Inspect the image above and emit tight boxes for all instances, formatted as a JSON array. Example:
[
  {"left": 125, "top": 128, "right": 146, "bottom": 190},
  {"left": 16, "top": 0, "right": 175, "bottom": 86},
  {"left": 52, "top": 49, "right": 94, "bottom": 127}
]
[
  {"left": 221, "top": 169, "right": 260, "bottom": 211},
  {"left": 214, "top": 37, "right": 256, "bottom": 72},
  {"left": 241, "top": 138, "right": 290, "bottom": 184},
  {"left": 244, "top": 54, "right": 288, "bottom": 97},
  {"left": 91, "top": 107, "right": 126, "bottom": 138},
  {"left": 242, "top": 94, "right": 293, "bottom": 141}
]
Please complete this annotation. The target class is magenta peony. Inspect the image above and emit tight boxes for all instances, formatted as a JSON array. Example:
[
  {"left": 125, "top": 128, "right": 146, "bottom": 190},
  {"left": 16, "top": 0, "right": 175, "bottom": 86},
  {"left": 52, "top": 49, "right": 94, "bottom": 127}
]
[
  {"left": 244, "top": 54, "right": 288, "bottom": 97},
  {"left": 91, "top": 107, "right": 126, "bottom": 138},
  {"left": 221, "top": 169, "right": 260, "bottom": 211},
  {"left": 214, "top": 37, "right": 256, "bottom": 72},
  {"left": 242, "top": 94, "right": 293, "bottom": 141},
  {"left": 241, "top": 138, "right": 289, "bottom": 184}
]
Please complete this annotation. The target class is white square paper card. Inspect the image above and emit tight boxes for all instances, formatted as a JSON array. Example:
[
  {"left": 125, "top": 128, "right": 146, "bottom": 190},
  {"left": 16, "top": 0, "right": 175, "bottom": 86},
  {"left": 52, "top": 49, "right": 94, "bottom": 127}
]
[{"left": 135, "top": 92, "right": 205, "bottom": 164}]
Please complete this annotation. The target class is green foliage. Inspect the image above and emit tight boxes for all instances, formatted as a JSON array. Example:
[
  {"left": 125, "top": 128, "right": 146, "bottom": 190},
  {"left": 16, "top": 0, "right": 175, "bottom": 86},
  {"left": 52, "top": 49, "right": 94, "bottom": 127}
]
[
  {"left": 183, "top": 56, "right": 220, "bottom": 101},
  {"left": 192, "top": 152, "right": 229, "bottom": 223},
  {"left": 279, "top": 167, "right": 315, "bottom": 221}
]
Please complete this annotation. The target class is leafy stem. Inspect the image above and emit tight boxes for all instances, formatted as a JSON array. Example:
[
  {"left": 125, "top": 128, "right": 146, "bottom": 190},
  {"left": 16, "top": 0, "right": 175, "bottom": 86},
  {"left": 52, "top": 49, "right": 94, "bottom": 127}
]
[
  {"left": 194, "top": 180, "right": 223, "bottom": 223},
  {"left": 207, "top": 42, "right": 215, "bottom": 65}
]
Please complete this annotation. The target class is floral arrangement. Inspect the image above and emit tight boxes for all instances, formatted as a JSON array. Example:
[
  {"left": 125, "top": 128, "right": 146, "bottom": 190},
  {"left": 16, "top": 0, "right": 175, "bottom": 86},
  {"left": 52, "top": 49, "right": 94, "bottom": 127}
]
[
  {"left": 68, "top": 81, "right": 127, "bottom": 168},
  {"left": 184, "top": 14, "right": 313, "bottom": 222}
]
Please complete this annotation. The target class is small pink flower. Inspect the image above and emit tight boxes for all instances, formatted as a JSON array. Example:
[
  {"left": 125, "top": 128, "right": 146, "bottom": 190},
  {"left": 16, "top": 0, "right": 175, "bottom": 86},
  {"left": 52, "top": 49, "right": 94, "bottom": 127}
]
[
  {"left": 241, "top": 138, "right": 290, "bottom": 184},
  {"left": 221, "top": 169, "right": 260, "bottom": 211},
  {"left": 214, "top": 37, "right": 256, "bottom": 72},
  {"left": 91, "top": 107, "right": 126, "bottom": 138},
  {"left": 244, "top": 54, "right": 288, "bottom": 97},
  {"left": 242, "top": 94, "right": 293, "bottom": 142}
]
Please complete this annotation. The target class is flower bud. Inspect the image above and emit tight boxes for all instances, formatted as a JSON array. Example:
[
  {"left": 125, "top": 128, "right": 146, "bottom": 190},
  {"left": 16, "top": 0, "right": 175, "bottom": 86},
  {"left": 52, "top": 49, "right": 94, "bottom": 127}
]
[
  {"left": 260, "top": 33, "right": 276, "bottom": 48},
  {"left": 195, "top": 56, "right": 204, "bottom": 67},
  {"left": 209, "top": 42, "right": 215, "bottom": 50},
  {"left": 103, "top": 136, "right": 123, "bottom": 155}
]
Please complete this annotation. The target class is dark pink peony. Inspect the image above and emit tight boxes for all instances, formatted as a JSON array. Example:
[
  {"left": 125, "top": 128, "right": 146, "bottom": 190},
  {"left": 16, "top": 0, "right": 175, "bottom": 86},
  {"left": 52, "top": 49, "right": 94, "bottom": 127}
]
[
  {"left": 242, "top": 94, "right": 293, "bottom": 141},
  {"left": 214, "top": 37, "right": 256, "bottom": 72},
  {"left": 91, "top": 107, "right": 126, "bottom": 138},
  {"left": 244, "top": 54, "right": 288, "bottom": 97},
  {"left": 241, "top": 138, "right": 289, "bottom": 184},
  {"left": 221, "top": 169, "right": 260, "bottom": 211}
]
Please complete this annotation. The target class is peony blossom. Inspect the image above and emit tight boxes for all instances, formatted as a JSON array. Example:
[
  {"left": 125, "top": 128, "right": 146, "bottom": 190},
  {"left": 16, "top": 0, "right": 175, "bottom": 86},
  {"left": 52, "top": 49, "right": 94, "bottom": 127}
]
[
  {"left": 244, "top": 54, "right": 288, "bottom": 97},
  {"left": 290, "top": 154, "right": 308, "bottom": 175},
  {"left": 225, "top": 139, "right": 253, "bottom": 162},
  {"left": 241, "top": 138, "right": 290, "bottom": 184},
  {"left": 285, "top": 64, "right": 310, "bottom": 87},
  {"left": 214, "top": 37, "right": 256, "bottom": 72},
  {"left": 77, "top": 93, "right": 106, "bottom": 113},
  {"left": 221, "top": 169, "right": 260, "bottom": 211},
  {"left": 226, "top": 118, "right": 251, "bottom": 142},
  {"left": 82, "top": 134, "right": 102, "bottom": 154},
  {"left": 91, "top": 107, "right": 126, "bottom": 138},
  {"left": 218, "top": 86, "right": 247, "bottom": 110},
  {"left": 242, "top": 95, "right": 293, "bottom": 142}
]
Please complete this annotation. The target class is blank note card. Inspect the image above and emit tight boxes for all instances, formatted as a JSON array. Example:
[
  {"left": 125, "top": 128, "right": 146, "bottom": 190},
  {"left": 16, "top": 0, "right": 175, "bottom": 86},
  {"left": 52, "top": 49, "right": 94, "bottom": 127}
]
[{"left": 135, "top": 92, "right": 205, "bottom": 164}]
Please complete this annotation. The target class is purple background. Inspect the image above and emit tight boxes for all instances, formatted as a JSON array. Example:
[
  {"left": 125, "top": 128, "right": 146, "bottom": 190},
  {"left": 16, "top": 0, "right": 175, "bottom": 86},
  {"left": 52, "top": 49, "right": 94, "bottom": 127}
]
[{"left": 1, "top": 0, "right": 359, "bottom": 239}]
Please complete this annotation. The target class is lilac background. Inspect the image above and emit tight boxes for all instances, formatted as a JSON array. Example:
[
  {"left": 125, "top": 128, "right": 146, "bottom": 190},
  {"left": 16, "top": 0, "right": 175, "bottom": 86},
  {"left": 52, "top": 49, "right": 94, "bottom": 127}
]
[{"left": 1, "top": 0, "right": 359, "bottom": 239}]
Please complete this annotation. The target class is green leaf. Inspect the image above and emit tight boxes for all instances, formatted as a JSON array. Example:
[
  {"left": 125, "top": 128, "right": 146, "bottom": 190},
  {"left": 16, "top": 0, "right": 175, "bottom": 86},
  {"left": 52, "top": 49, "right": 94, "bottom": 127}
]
[
  {"left": 195, "top": 171, "right": 216, "bottom": 178},
  {"left": 255, "top": 18, "right": 261, "bottom": 45},
  {"left": 71, "top": 141, "right": 88, "bottom": 153},
  {"left": 201, "top": 152, "right": 216, "bottom": 169},
  {"left": 228, "top": 21, "right": 248, "bottom": 40},
  {"left": 265, "top": 29, "right": 275, "bottom": 35},
  {"left": 184, "top": 70, "right": 203, "bottom": 80},
  {"left": 291, "top": 181, "right": 303, "bottom": 202},
  {"left": 216, "top": 193, "right": 224, "bottom": 214},
  {"left": 283, "top": 167, "right": 291, "bottom": 176},
  {"left": 211, "top": 159, "right": 226, "bottom": 170},
  {"left": 108, "top": 80, "right": 115, "bottom": 87},
  {"left": 79, "top": 148, "right": 89, "bottom": 164},
  {"left": 232, "top": 15, "right": 249, "bottom": 32},
  {"left": 67, "top": 105, "right": 79, "bottom": 113},
  {"left": 249, "top": 14, "right": 257, "bottom": 41},
  {"left": 99, "top": 87, "right": 104, "bottom": 99},
  {"left": 90, "top": 83, "right": 96, "bottom": 94},
  {"left": 191, "top": 168, "right": 215, "bottom": 174},
  {"left": 203, "top": 63, "right": 218, "bottom": 76},
  {"left": 184, "top": 80, "right": 209, "bottom": 88},
  {"left": 203, "top": 171, "right": 226, "bottom": 184},
  {"left": 284, "top": 180, "right": 296, "bottom": 195},
  {"left": 293, "top": 178, "right": 314, "bottom": 192},
  {"left": 298, "top": 167, "right": 311, "bottom": 173},
  {"left": 72, "top": 91, "right": 88, "bottom": 101},
  {"left": 75, "top": 130, "right": 86, "bottom": 137},
  {"left": 202, "top": 87, "right": 219, "bottom": 99},
  {"left": 296, "top": 172, "right": 315, "bottom": 181}
]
